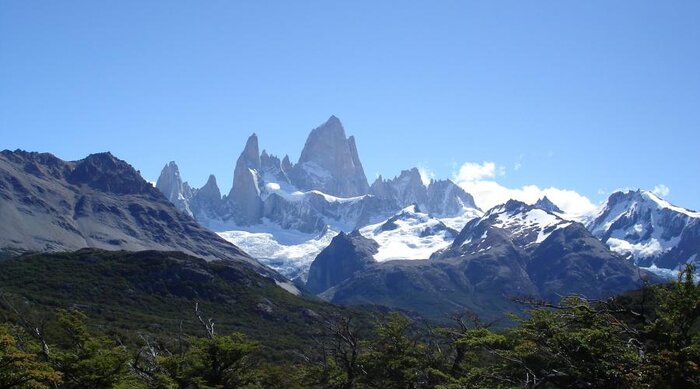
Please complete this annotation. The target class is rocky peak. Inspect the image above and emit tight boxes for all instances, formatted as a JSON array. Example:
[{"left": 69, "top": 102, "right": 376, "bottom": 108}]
[
  {"left": 228, "top": 133, "right": 263, "bottom": 225},
  {"left": 240, "top": 133, "right": 261, "bottom": 171},
  {"left": 289, "top": 116, "right": 370, "bottom": 197},
  {"left": 260, "top": 150, "right": 291, "bottom": 185},
  {"left": 156, "top": 161, "right": 193, "bottom": 216},
  {"left": 1, "top": 150, "right": 69, "bottom": 179},
  {"left": 190, "top": 174, "right": 223, "bottom": 220},
  {"left": 425, "top": 179, "right": 479, "bottom": 216},
  {"left": 69, "top": 152, "right": 156, "bottom": 196},
  {"left": 195, "top": 175, "right": 221, "bottom": 204},
  {"left": 501, "top": 199, "right": 530, "bottom": 214},
  {"left": 587, "top": 189, "right": 700, "bottom": 271},
  {"left": 370, "top": 168, "right": 427, "bottom": 207},
  {"left": 305, "top": 231, "right": 378, "bottom": 294},
  {"left": 534, "top": 196, "right": 563, "bottom": 213},
  {"left": 281, "top": 155, "right": 293, "bottom": 172}
]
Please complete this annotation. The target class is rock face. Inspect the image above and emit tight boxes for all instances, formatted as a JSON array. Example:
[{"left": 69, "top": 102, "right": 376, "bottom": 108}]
[
  {"left": 533, "top": 196, "right": 563, "bottom": 214},
  {"left": 156, "top": 161, "right": 193, "bottom": 216},
  {"left": 370, "top": 168, "right": 427, "bottom": 208},
  {"left": 370, "top": 169, "right": 479, "bottom": 217},
  {"left": 229, "top": 134, "right": 263, "bottom": 225},
  {"left": 289, "top": 116, "right": 370, "bottom": 197},
  {"left": 316, "top": 200, "right": 652, "bottom": 320},
  {"left": 587, "top": 190, "right": 700, "bottom": 272},
  {"left": 425, "top": 179, "right": 478, "bottom": 216},
  {"left": 306, "top": 231, "right": 378, "bottom": 294},
  {"left": 190, "top": 175, "right": 224, "bottom": 222},
  {"left": 260, "top": 150, "right": 291, "bottom": 187},
  {"left": 0, "top": 149, "right": 260, "bottom": 268},
  {"left": 152, "top": 116, "right": 482, "bottom": 278}
]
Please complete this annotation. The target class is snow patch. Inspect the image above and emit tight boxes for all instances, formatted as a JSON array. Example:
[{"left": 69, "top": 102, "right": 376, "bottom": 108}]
[{"left": 359, "top": 207, "right": 454, "bottom": 262}]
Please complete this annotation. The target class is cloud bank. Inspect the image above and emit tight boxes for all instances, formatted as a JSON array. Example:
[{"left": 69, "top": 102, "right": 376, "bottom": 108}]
[{"left": 453, "top": 161, "right": 598, "bottom": 217}]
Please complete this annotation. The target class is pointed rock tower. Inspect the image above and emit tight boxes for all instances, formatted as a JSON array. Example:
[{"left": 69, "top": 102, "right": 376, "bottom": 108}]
[
  {"left": 229, "top": 134, "right": 263, "bottom": 225},
  {"left": 156, "top": 161, "right": 193, "bottom": 216},
  {"left": 289, "top": 116, "right": 370, "bottom": 197}
]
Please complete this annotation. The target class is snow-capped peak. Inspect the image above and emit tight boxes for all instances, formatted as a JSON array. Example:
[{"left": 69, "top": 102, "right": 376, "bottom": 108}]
[
  {"left": 587, "top": 189, "right": 700, "bottom": 273},
  {"left": 473, "top": 200, "right": 572, "bottom": 248},
  {"left": 359, "top": 205, "right": 457, "bottom": 262}
]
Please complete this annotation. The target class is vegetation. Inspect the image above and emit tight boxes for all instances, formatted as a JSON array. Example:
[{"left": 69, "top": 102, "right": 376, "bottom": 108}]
[{"left": 0, "top": 252, "right": 698, "bottom": 387}]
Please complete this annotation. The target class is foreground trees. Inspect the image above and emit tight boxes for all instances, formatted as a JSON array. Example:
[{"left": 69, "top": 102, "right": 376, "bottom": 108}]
[{"left": 1, "top": 265, "right": 698, "bottom": 388}]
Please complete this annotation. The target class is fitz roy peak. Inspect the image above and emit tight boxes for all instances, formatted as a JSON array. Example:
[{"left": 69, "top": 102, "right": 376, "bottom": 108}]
[
  {"left": 156, "top": 116, "right": 483, "bottom": 277},
  {"left": 289, "top": 115, "right": 370, "bottom": 197}
]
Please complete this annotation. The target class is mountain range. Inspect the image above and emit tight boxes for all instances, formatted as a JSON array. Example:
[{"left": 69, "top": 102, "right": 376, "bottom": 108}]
[
  {"left": 155, "top": 116, "right": 699, "bottom": 282},
  {"left": 1, "top": 115, "right": 697, "bottom": 321}
]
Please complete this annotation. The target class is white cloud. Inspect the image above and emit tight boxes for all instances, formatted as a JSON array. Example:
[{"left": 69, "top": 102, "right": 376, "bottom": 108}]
[
  {"left": 652, "top": 184, "right": 670, "bottom": 197},
  {"left": 455, "top": 161, "right": 499, "bottom": 182},
  {"left": 453, "top": 161, "right": 598, "bottom": 217},
  {"left": 417, "top": 166, "right": 435, "bottom": 186}
]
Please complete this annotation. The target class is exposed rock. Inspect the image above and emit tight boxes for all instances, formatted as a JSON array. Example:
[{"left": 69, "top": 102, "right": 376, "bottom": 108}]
[
  {"left": 306, "top": 231, "right": 378, "bottom": 294},
  {"left": 156, "top": 161, "right": 193, "bottom": 216},
  {"left": 587, "top": 190, "right": 700, "bottom": 272},
  {"left": 0, "top": 149, "right": 261, "bottom": 269},
  {"left": 425, "top": 179, "right": 478, "bottom": 216},
  {"left": 190, "top": 175, "right": 224, "bottom": 221},
  {"left": 320, "top": 200, "right": 653, "bottom": 320},
  {"left": 289, "top": 116, "right": 370, "bottom": 197},
  {"left": 370, "top": 168, "right": 427, "bottom": 208},
  {"left": 533, "top": 196, "right": 563, "bottom": 213},
  {"left": 370, "top": 169, "right": 479, "bottom": 218},
  {"left": 228, "top": 134, "right": 263, "bottom": 225}
]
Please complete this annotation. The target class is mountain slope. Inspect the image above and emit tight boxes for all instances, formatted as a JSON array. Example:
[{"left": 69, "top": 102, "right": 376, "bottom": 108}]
[
  {"left": 0, "top": 249, "right": 372, "bottom": 353},
  {"left": 0, "top": 150, "right": 257, "bottom": 268},
  {"left": 314, "top": 201, "right": 651, "bottom": 319},
  {"left": 358, "top": 205, "right": 458, "bottom": 262},
  {"left": 588, "top": 190, "right": 700, "bottom": 273}
]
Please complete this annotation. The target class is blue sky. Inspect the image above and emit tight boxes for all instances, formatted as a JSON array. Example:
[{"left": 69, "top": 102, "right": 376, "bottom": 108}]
[{"left": 1, "top": 1, "right": 699, "bottom": 211}]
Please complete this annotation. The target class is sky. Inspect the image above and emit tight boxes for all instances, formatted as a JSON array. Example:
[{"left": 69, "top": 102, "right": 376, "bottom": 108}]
[{"left": 1, "top": 1, "right": 699, "bottom": 213}]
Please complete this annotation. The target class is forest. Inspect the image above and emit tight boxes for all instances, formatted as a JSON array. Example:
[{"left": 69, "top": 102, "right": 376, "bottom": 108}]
[{"left": 1, "top": 265, "right": 698, "bottom": 388}]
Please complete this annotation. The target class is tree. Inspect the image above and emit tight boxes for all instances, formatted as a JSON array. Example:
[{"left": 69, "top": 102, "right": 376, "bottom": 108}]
[
  {"left": 643, "top": 264, "right": 700, "bottom": 388},
  {"left": 0, "top": 324, "right": 61, "bottom": 388},
  {"left": 51, "top": 309, "right": 133, "bottom": 388},
  {"left": 361, "top": 312, "right": 442, "bottom": 388}
]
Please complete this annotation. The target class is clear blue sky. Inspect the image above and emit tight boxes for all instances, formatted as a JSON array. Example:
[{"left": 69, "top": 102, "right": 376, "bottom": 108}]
[{"left": 1, "top": 1, "right": 699, "bottom": 210}]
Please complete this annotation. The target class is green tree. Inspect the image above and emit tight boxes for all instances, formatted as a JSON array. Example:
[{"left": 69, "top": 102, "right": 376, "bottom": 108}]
[
  {"left": 361, "top": 313, "right": 444, "bottom": 388},
  {"left": 643, "top": 264, "right": 700, "bottom": 388},
  {"left": 0, "top": 324, "right": 61, "bottom": 388},
  {"left": 51, "top": 309, "right": 132, "bottom": 388},
  {"left": 155, "top": 333, "right": 260, "bottom": 388}
]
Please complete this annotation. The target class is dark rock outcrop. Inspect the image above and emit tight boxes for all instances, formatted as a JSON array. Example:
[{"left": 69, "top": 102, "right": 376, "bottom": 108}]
[
  {"left": 0, "top": 149, "right": 260, "bottom": 268},
  {"left": 306, "top": 231, "right": 378, "bottom": 294}
]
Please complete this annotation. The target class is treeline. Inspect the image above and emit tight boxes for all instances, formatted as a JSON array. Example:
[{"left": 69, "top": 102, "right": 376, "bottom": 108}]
[{"left": 1, "top": 266, "right": 698, "bottom": 388}]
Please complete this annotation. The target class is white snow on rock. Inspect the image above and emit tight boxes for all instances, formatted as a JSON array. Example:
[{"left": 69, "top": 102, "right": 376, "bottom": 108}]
[
  {"left": 359, "top": 206, "right": 456, "bottom": 262},
  {"left": 587, "top": 190, "right": 700, "bottom": 272},
  {"left": 218, "top": 221, "right": 338, "bottom": 280},
  {"left": 487, "top": 202, "right": 572, "bottom": 247}
]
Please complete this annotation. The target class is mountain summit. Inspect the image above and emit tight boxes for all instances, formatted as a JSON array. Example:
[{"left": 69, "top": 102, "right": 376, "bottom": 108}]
[
  {"left": 588, "top": 190, "right": 700, "bottom": 271},
  {"left": 289, "top": 116, "right": 370, "bottom": 197}
]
